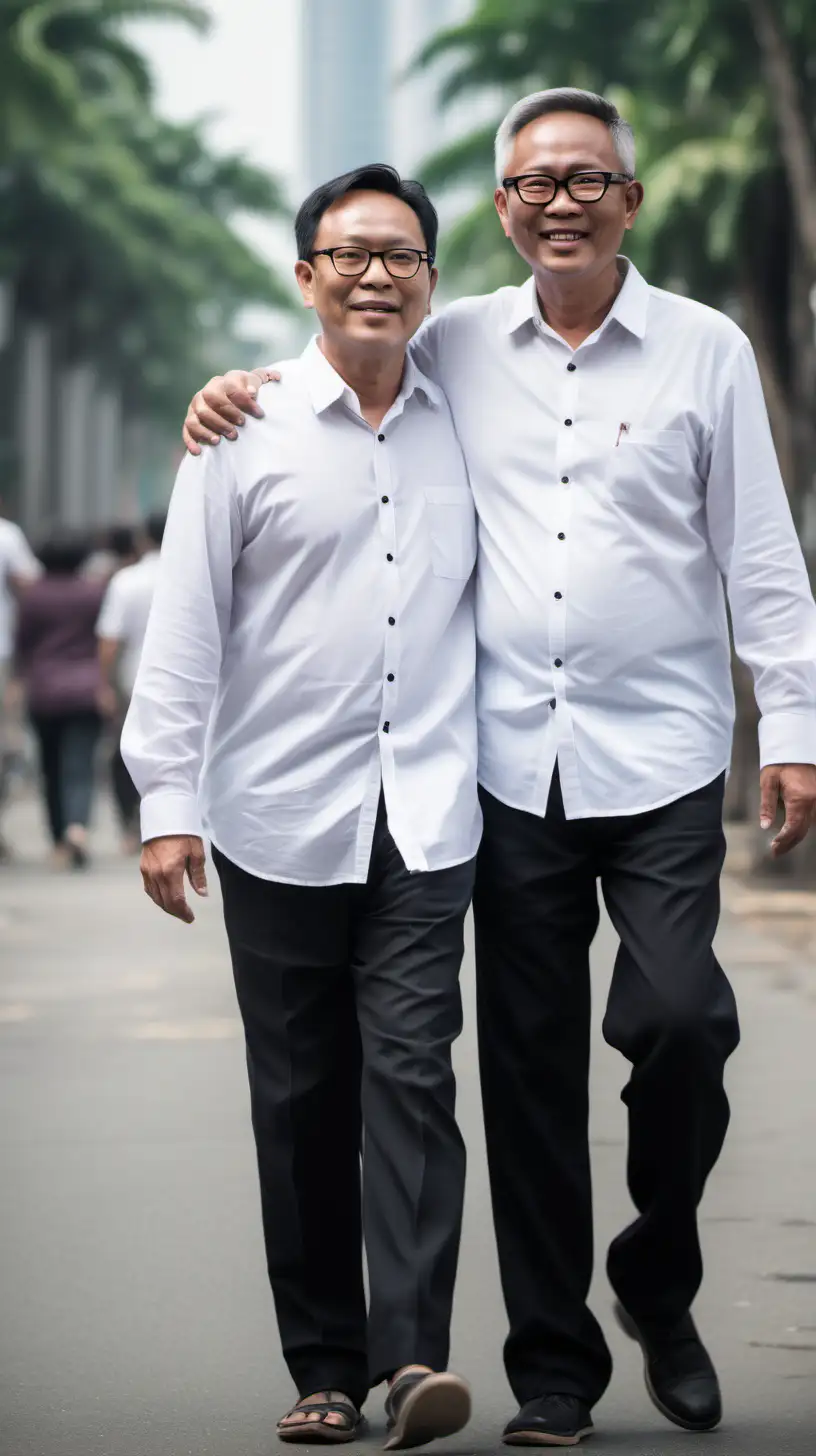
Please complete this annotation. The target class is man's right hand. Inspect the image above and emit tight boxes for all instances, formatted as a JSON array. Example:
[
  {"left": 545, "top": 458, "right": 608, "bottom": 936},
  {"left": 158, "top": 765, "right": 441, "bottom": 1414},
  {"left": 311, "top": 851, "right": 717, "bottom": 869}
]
[
  {"left": 183, "top": 369, "right": 279, "bottom": 455},
  {"left": 140, "top": 835, "right": 209, "bottom": 923}
]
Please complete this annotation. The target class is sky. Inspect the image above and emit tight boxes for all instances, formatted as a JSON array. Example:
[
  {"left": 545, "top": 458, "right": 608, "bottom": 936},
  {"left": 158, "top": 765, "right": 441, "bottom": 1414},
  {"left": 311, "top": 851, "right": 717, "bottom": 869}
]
[{"left": 127, "top": 0, "right": 302, "bottom": 273}]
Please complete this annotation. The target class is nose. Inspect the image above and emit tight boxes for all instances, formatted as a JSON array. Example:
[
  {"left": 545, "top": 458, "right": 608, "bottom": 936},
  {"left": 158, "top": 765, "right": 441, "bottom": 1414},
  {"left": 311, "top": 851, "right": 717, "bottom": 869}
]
[
  {"left": 359, "top": 255, "right": 393, "bottom": 285},
  {"left": 545, "top": 190, "right": 584, "bottom": 217}
]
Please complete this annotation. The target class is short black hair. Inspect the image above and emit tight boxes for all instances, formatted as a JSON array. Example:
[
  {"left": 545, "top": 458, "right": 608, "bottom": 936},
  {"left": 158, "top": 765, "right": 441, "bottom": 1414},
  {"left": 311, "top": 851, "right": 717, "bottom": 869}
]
[
  {"left": 37, "top": 530, "right": 91, "bottom": 576},
  {"left": 108, "top": 524, "right": 137, "bottom": 560},
  {"left": 295, "top": 164, "right": 438, "bottom": 264},
  {"left": 144, "top": 511, "right": 166, "bottom": 548}
]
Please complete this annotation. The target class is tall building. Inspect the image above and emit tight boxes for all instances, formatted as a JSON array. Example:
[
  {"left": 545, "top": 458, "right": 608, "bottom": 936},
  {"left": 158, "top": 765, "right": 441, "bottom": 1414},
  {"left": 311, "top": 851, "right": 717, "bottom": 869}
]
[
  {"left": 301, "top": 0, "right": 487, "bottom": 187},
  {"left": 301, "top": 0, "right": 390, "bottom": 187}
]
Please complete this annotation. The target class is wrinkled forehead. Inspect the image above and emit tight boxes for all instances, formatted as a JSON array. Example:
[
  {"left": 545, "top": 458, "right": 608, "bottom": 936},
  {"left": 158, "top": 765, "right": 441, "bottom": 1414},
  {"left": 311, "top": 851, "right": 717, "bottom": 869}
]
[
  {"left": 507, "top": 112, "right": 622, "bottom": 175},
  {"left": 314, "top": 191, "right": 427, "bottom": 249}
]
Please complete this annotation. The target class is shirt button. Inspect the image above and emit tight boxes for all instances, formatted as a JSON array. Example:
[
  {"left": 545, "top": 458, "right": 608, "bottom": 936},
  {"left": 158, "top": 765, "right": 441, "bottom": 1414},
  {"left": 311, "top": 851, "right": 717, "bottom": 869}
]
[
  {"left": 383, "top": 721, "right": 390, "bottom": 733},
  {"left": 386, "top": 673, "right": 395, "bottom": 682},
  {"left": 549, "top": 698, "right": 556, "bottom": 709},
  {"left": 557, "top": 532, "right": 566, "bottom": 541},
  {"left": 561, "top": 476, "right": 569, "bottom": 485},
  {"left": 378, "top": 433, "right": 385, "bottom": 442},
  {"left": 567, "top": 362, "right": 576, "bottom": 372},
  {"left": 564, "top": 418, "right": 573, "bottom": 426},
  {"left": 554, "top": 658, "right": 563, "bottom": 667},
  {"left": 554, "top": 591, "right": 562, "bottom": 599},
  {"left": 388, "top": 616, "right": 395, "bottom": 626},
  {"left": 381, "top": 495, "right": 389, "bottom": 504},
  {"left": 386, "top": 553, "right": 394, "bottom": 562}
]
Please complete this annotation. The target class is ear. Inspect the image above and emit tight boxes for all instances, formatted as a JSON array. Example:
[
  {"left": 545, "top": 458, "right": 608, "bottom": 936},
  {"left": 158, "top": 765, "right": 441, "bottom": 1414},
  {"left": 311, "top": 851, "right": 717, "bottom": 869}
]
[
  {"left": 494, "top": 187, "right": 512, "bottom": 239},
  {"left": 294, "top": 260, "right": 316, "bottom": 308},
  {"left": 624, "top": 180, "right": 645, "bottom": 232},
  {"left": 427, "top": 266, "right": 439, "bottom": 313}
]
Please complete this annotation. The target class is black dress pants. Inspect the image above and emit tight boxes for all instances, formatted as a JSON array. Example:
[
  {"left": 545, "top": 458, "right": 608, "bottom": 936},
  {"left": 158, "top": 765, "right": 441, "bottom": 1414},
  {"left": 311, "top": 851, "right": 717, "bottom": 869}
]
[
  {"left": 473, "top": 769, "right": 740, "bottom": 1408},
  {"left": 213, "top": 809, "right": 475, "bottom": 1410}
]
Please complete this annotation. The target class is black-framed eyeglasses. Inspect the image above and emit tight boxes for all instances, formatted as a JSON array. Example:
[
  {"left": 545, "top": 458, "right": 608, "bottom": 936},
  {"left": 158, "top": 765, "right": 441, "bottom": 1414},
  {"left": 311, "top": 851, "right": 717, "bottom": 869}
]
[
  {"left": 502, "top": 171, "right": 633, "bottom": 206},
  {"left": 311, "top": 246, "right": 433, "bottom": 279}
]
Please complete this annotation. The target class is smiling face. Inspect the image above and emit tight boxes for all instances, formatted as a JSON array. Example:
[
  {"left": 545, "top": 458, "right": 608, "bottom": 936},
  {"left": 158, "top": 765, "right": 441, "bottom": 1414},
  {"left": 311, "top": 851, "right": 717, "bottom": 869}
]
[
  {"left": 495, "top": 110, "right": 643, "bottom": 283},
  {"left": 294, "top": 190, "right": 438, "bottom": 357}
]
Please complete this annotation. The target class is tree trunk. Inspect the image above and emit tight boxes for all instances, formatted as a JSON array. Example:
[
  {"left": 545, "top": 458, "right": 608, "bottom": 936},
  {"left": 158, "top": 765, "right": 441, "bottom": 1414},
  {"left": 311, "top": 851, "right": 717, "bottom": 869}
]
[{"left": 747, "top": 0, "right": 816, "bottom": 268}]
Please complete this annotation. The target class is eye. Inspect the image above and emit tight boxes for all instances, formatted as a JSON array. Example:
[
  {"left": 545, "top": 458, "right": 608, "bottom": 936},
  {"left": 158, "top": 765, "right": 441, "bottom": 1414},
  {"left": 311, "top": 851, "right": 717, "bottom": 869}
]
[
  {"left": 335, "top": 247, "right": 367, "bottom": 262},
  {"left": 387, "top": 250, "right": 417, "bottom": 263}
]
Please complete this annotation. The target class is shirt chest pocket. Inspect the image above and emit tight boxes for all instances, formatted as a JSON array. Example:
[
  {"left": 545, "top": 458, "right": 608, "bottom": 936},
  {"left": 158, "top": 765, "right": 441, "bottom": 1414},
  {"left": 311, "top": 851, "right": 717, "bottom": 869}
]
[
  {"left": 606, "top": 429, "right": 697, "bottom": 522},
  {"left": 424, "top": 486, "right": 478, "bottom": 580}
]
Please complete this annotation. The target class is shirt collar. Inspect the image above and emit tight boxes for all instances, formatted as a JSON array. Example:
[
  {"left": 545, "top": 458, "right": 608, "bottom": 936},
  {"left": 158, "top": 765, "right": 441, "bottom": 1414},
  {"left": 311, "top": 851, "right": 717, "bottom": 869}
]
[
  {"left": 303, "top": 335, "right": 442, "bottom": 416},
  {"left": 503, "top": 256, "right": 650, "bottom": 341}
]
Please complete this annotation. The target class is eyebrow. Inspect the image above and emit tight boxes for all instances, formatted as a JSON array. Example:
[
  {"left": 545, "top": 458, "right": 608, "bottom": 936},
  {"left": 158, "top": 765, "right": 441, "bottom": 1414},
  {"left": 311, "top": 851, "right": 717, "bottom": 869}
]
[
  {"left": 333, "top": 234, "right": 425, "bottom": 248},
  {"left": 513, "top": 161, "right": 609, "bottom": 173}
]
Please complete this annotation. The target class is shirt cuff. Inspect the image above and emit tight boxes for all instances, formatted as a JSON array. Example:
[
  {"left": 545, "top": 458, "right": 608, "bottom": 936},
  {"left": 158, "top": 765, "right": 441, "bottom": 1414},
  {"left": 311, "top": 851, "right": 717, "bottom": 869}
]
[
  {"left": 140, "top": 790, "right": 204, "bottom": 844},
  {"left": 758, "top": 710, "right": 816, "bottom": 769}
]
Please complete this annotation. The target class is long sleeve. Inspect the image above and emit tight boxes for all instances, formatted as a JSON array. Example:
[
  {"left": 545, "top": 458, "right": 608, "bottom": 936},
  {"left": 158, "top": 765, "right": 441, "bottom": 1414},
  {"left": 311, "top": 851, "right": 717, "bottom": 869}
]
[
  {"left": 121, "top": 447, "right": 242, "bottom": 841},
  {"left": 705, "top": 339, "right": 816, "bottom": 766}
]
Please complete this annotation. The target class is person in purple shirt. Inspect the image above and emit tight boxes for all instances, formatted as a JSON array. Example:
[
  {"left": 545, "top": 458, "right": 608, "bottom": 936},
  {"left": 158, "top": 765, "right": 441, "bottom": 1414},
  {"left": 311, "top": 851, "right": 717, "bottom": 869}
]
[{"left": 15, "top": 531, "right": 105, "bottom": 868}]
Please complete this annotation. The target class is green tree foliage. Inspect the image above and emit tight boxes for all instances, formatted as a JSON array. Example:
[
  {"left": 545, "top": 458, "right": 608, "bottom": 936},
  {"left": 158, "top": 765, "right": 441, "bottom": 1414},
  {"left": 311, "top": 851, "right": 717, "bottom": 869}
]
[{"left": 0, "top": 1, "right": 292, "bottom": 421}]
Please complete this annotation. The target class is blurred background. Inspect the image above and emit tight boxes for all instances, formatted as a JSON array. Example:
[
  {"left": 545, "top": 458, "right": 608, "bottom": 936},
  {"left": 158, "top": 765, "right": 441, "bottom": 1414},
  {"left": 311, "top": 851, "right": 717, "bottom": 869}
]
[
  {"left": 2, "top": 8, "right": 816, "bottom": 1454},
  {"left": 2, "top": 0, "right": 815, "bottom": 832}
]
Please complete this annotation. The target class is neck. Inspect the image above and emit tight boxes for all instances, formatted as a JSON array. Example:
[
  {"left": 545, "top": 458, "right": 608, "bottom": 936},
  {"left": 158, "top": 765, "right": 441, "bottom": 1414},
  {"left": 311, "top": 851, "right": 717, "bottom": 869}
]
[
  {"left": 534, "top": 258, "right": 624, "bottom": 348},
  {"left": 318, "top": 335, "right": 405, "bottom": 429}
]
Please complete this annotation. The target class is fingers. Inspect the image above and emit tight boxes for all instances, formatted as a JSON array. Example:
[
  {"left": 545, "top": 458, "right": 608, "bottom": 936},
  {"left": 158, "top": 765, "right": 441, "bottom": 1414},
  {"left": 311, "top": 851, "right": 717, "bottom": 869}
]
[
  {"left": 759, "top": 768, "right": 780, "bottom": 831},
  {"left": 221, "top": 371, "right": 265, "bottom": 418},
  {"left": 141, "top": 864, "right": 194, "bottom": 923},
  {"left": 771, "top": 800, "right": 813, "bottom": 858},
  {"left": 186, "top": 849, "right": 209, "bottom": 898}
]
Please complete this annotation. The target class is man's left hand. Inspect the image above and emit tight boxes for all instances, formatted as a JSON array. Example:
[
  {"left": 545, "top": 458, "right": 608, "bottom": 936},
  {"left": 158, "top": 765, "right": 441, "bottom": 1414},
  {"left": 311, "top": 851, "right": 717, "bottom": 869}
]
[{"left": 759, "top": 763, "right": 816, "bottom": 856}]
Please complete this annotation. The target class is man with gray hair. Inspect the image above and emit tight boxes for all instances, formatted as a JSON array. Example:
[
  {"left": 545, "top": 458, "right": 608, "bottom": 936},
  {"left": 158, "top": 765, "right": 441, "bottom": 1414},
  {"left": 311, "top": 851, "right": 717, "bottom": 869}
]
[{"left": 180, "top": 87, "right": 816, "bottom": 1447}]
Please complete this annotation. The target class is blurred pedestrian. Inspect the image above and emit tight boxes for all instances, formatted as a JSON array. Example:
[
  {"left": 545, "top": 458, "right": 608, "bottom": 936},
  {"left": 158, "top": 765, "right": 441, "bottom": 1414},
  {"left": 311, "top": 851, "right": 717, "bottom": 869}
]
[
  {"left": 83, "top": 522, "right": 139, "bottom": 582},
  {"left": 0, "top": 509, "right": 40, "bottom": 861},
  {"left": 96, "top": 512, "right": 166, "bottom": 853},
  {"left": 15, "top": 531, "right": 105, "bottom": 869},
  {"left": 123, "top": 169, "right": 478, "bottom": 1448}
]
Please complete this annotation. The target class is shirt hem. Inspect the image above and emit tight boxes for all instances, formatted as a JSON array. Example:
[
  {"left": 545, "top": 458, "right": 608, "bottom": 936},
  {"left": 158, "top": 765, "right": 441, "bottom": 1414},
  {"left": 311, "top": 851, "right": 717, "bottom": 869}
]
[
  {"left": 206, "top": 828, "right": 479, "bottom": 886},
  {"left": 477, "top": 759, "right": 732, "bottom": 821}
]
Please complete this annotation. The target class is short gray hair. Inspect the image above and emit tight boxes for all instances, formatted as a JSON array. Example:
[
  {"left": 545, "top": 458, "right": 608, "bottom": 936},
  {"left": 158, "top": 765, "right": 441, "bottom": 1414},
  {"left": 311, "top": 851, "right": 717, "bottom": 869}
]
[{"left": 495, "top": 88, "right": 636, "bottom": 184}]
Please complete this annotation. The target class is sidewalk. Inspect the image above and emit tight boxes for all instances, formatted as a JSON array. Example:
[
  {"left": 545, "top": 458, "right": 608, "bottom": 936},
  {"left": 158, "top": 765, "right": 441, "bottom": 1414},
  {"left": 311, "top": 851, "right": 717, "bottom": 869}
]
[{"left": 1, "top": 788, "right": 815, "bottom": 1455}]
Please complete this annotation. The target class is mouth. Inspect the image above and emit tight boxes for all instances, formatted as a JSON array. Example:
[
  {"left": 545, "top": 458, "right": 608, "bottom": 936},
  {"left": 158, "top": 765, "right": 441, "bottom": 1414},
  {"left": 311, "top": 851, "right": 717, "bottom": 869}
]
[
  {"left": 540, "top": 231, "right": 588, "bottom": 247},
  {"left": 348, "top": 302, "right": 400, "bottom": 315}
]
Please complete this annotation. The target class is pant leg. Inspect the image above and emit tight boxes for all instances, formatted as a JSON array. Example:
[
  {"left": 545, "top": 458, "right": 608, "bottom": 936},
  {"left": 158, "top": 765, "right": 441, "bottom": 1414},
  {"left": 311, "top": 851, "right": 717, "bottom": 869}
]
[
  {"left": 352, "top": 810, "right": 474, "bottom": 1387},
  {"left": 473, "top": 780, "right": 612, "bottom": 1407},
  {"left": 111, "top": 706, "right": 140, "bottom": 831},
  {"left": 212, "top": 848, "right": 369, "bottom": 1408},
  {"left": 29, "top": 714, "right": 64, "bottom": 845},
  {"left": 59, "top": 710, "right": 101, "bottom": 829},
  {"left": 110, "top": 740, "right": 140, "bottom": 831},
  {"left": 599, "top": 773, "right": 740, "bottom": 1330}
]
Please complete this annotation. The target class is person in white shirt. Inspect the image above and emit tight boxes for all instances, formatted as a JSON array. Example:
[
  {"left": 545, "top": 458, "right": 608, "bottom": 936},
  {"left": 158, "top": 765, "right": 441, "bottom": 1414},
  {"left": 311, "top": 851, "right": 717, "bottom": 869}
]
[
  {"left": 0, "top": 512, "right": 40, "bottom": 859},
  {"left": 122, "top": 167, "right": 479, "bottom": 1449},
  {"left": 183, "top": 90, "right": 816, "bottom": 1448},
  {"left": 97, "top": 512, "right": 166, "bottom": 850}
]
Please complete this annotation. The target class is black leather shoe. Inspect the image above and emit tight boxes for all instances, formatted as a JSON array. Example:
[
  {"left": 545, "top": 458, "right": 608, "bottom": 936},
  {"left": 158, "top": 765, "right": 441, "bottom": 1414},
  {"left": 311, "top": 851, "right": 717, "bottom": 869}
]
[
  {"left": 614, "top": 1301, "right": 722, "bottom": 1432},
  {"left": 503, "top": 1394, "right": 594, "bottom": 1446}
]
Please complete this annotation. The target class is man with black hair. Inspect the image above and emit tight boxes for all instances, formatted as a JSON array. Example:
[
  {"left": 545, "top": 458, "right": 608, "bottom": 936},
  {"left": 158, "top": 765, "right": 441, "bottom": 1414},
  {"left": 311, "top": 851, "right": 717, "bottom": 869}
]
[
  {"left": 97, "top": 511, "right": 167, "bottom": 852},
  {"left": 121, "top": 167, "right": 478, "bottom": 1448}
]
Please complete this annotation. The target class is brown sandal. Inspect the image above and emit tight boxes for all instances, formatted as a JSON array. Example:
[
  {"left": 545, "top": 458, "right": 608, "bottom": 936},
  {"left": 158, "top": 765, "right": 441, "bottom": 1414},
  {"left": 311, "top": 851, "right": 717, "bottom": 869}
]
[{"left": 278, "top": 1392, "right": 364, "bottom": 1444}]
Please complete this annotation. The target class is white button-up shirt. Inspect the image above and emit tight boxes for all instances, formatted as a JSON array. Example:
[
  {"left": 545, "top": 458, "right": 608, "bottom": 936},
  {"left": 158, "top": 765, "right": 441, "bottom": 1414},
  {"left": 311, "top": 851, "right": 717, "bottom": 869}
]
[
  {"left": 412, "top": 260, "right": 816, "bottom": 819},
  {"left": 96, "top": 550, "right": 161, "bottom": 694},
  {"left": 122, "top": 339, "right": 480, "bottom": 885}
]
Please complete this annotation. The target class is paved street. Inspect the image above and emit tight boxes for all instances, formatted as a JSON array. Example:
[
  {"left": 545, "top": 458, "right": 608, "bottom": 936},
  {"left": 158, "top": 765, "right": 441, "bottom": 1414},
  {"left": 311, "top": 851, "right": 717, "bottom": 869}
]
[{"left": 1, "top": 790, "right": 815, "bottom": 1456}]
